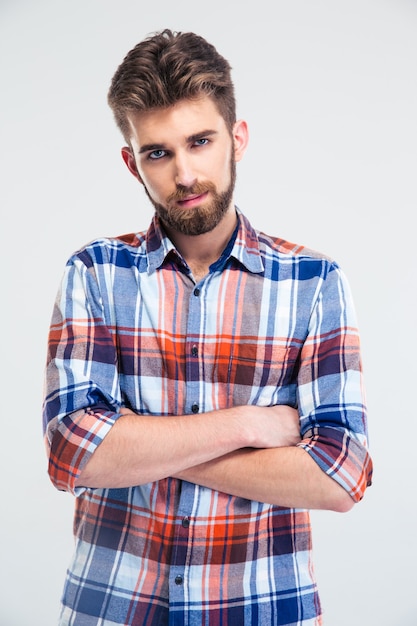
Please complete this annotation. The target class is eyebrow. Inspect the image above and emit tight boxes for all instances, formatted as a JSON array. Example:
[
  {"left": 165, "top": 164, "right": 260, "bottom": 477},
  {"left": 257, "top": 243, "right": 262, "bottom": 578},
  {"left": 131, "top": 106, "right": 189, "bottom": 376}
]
[{"left": 138, "top": 129, "right": 218, "bottom": 154}]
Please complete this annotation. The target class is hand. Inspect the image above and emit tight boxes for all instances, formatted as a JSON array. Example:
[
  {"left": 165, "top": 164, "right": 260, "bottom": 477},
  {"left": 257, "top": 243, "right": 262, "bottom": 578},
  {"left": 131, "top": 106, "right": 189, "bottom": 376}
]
[{"left": 240, "top": 404, "right": 301, "bottom": 449}]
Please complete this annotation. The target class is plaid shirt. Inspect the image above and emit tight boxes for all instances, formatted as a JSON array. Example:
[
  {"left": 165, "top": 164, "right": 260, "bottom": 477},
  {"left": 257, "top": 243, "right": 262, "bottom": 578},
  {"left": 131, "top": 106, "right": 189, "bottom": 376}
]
[{"left": 43, "top": 210, "right": 372, "bottom": 626}]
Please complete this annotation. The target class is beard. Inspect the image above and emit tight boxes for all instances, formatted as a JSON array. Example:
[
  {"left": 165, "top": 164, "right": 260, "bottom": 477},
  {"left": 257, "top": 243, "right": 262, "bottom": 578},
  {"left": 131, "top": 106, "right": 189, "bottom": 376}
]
[{"left": 143, "top": 155, "right": 236, "bottom": 236}]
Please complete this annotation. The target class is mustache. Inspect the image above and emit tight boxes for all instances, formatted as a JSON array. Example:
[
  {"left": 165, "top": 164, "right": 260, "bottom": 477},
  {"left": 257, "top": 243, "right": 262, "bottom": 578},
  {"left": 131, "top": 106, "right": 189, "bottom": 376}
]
[{"left": 167, "top": 181, "right": 216, "bottom": 203}]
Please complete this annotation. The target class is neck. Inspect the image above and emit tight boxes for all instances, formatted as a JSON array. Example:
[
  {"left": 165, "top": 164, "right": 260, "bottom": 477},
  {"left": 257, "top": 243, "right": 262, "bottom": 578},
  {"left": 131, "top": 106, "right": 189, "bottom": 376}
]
[{"left": 164, "top": 205, "right": 238, "bottom": 281}]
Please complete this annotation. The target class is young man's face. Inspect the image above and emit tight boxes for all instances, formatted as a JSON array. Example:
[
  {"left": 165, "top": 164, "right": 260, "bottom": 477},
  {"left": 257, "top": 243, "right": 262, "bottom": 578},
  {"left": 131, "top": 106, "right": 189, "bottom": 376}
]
[{"left": 122, "top": 96, "right": 248, "bottom": 236}]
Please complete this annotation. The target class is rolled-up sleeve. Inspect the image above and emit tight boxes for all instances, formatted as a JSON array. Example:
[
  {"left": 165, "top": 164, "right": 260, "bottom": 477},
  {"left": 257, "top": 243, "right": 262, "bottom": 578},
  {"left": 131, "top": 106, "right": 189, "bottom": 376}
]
[
  {"left": 42, "top": 252, "right": 121, "bottom": 495},
  {"left": 296, "top": 262, "right": 373, "bottom": 502}
]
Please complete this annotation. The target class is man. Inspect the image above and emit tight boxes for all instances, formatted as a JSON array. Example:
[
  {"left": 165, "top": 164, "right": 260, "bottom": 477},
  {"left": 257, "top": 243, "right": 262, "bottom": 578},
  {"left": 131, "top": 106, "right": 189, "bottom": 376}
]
[{"left": 43, "top": 29, "right": 373, "bottom": 625}]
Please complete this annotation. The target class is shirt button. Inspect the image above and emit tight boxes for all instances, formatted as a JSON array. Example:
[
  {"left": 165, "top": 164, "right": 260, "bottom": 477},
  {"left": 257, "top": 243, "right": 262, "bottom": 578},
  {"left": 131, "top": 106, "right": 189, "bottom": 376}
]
[
  {"left": 182, "top": 516, "right": 190, "bottom": 528},
  {"left": 191, "top": 345, "right": 198, "bottom": 357},
  {"left": 191, "top": 403, "right": 199, "bottom": 413},
  {"left": 175, "top": 575, "right": 183, "bottom": 585},
  {"left": 193, "top": 287, "right": 200, "bottom": 296}
]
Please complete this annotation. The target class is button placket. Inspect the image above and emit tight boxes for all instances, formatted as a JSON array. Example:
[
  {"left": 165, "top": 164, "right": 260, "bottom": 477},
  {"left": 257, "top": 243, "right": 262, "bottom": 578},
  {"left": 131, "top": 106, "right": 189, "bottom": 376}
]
[{"left": 168, "top": 279, "right": 205, "bottom": 612}]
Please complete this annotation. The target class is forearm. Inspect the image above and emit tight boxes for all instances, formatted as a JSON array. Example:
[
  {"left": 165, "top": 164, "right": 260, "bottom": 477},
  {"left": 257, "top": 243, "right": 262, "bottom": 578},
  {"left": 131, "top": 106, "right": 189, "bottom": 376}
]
[
  {"left": 175, "top": 446, "right": 355, "bottom": 512},
  {"left": 75, "top": 408, "right": 249, "bottom": 489},
  {"left": 74, "top": 403, "right": 301, "bottom": 490}
]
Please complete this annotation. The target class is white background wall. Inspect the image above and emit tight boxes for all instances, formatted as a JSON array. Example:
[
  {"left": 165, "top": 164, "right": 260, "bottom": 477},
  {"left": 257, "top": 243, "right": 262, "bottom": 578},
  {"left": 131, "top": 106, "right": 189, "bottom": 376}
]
[{"left": 1, "top": 1, "right": 416, "bottom": 624}]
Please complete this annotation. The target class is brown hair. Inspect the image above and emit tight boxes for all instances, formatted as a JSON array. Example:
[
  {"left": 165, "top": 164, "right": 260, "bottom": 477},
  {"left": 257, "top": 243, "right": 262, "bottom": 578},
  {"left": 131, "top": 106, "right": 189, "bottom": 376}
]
[{"left": 108, "top": 29, "right": 236, "bottom": 141}]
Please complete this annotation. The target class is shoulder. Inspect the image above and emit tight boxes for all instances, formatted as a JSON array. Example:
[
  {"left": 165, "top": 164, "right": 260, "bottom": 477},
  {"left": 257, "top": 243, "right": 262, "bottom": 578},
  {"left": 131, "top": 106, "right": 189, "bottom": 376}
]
[
  {"left": 257, "top": 230, "right": 333, "bottom": 261},
  {"left": 257, "top": 230, "right": 341, "bottom": 277},
  {"left": 68, "top": 230, "right": 148, "bottom": 268},
  {"left": 237, "top": 212, "right": 341, "bottom": 281}
]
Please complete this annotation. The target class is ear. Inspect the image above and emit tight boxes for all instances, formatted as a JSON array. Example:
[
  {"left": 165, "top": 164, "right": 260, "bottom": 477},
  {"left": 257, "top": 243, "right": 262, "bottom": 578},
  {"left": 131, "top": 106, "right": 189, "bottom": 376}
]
[
  {"left": 232, "top": 119, "right": 249, "bottom": 163},
  {"left": 121, "top": 146, "right": 143, "bottom": 184}
]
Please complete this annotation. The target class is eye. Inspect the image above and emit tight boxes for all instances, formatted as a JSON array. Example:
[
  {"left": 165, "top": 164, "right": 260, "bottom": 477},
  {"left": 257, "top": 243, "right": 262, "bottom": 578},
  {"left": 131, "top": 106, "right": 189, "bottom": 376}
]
[
  {"left": 149, "top": 149, "right": 167, "bottom": 160},
  {"left": 194, "top": 138, "right": 209, "bottom": 147}
]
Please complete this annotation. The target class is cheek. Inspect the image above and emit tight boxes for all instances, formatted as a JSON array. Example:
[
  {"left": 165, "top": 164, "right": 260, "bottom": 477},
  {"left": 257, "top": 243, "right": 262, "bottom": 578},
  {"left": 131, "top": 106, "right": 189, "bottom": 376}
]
[
  {"left": 218, "top": 156, "right": 234, "bottom": 184},
  {"left": 206, "top": 152, "right": 232, "bottom": 182},
  {"left": 141, "top": 173, "right": 172, "bottom": 202},
  {"left": 138, "top": 170, "right": 160, "bottom": 193}
]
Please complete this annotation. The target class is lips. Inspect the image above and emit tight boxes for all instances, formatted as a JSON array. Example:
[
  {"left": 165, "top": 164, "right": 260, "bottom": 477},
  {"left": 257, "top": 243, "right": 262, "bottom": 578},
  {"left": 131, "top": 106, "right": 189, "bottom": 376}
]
[{"left": 177, "top": 191, "right": 209, "bottom": 207}]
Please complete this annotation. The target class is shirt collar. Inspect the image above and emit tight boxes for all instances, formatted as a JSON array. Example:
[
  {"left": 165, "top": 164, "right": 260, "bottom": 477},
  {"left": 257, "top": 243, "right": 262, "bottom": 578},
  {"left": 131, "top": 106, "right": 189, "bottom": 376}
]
[{"left": 146, "top": 208, "right": 264, "bottom": 275}]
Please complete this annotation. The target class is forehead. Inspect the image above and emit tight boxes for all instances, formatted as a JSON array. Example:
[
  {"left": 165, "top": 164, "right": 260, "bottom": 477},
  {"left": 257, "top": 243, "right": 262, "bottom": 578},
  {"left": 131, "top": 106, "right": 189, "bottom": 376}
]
[{"left": 127, "top": 96, "right": 228, "bottom": 147}]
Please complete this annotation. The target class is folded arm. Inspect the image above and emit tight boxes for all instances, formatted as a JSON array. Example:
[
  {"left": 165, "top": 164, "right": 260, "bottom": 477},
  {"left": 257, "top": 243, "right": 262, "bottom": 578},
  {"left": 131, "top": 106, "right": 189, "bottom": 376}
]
[
  {"left": 74, "top": 404, "right": 301, "bottom": 490},
  {"left": 73, "top": 406, "right": 356, "bottom": 512}
]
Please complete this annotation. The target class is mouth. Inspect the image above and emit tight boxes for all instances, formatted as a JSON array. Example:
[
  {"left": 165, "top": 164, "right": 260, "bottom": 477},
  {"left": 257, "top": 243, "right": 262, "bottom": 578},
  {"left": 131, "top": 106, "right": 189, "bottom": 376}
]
[{"left": 176, "top": 191, "right": 209, "bottom": 208}]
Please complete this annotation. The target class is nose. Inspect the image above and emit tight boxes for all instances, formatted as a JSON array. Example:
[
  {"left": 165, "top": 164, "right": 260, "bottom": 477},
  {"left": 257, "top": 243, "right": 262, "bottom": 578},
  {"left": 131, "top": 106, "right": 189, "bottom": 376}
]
[{"left": 174, "top": 152, "right": 197, "bottom": 189}]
